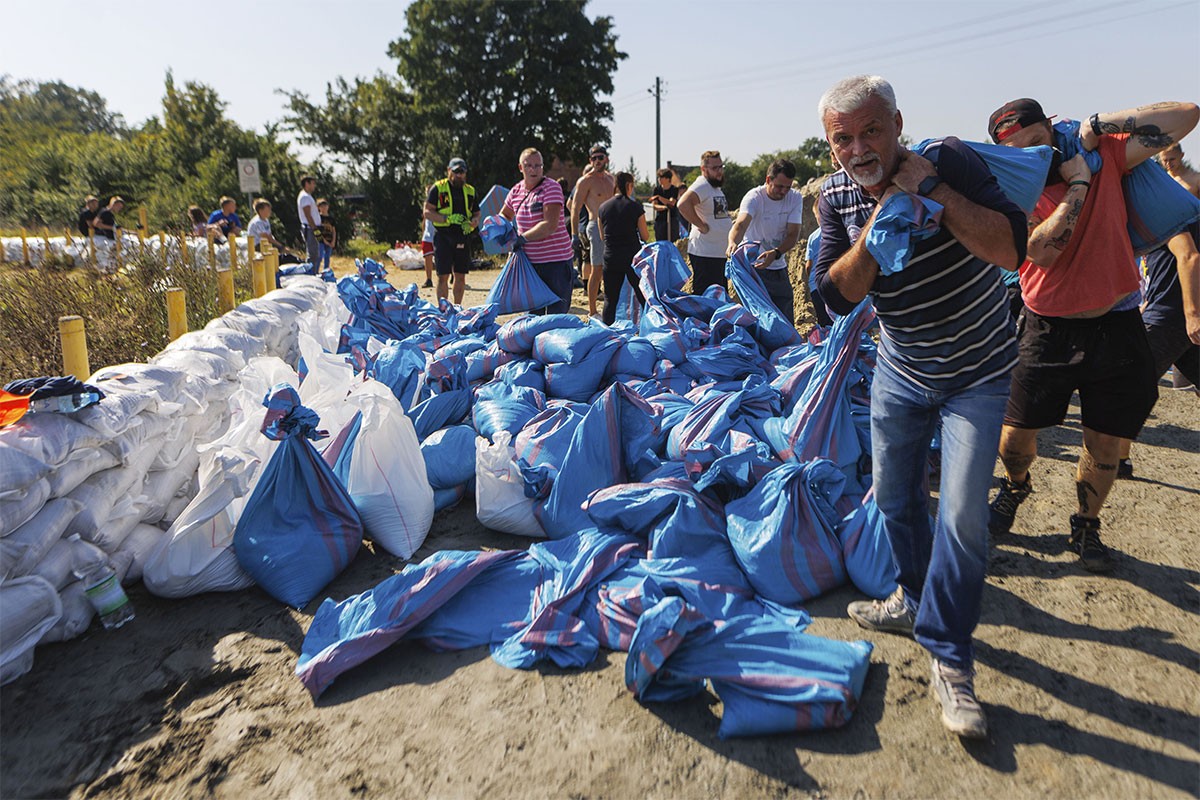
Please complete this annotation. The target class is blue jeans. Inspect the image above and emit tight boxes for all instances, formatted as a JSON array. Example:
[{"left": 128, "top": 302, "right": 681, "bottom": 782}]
[
  {"left": 870, "top": 360, "right": 1011, "bottom": 669},
  {"left": 318, "top": 242, "right": 332, "bottom": 271},
  {"left": 531, "top": 258, "right": 574, "bottom": 315}
]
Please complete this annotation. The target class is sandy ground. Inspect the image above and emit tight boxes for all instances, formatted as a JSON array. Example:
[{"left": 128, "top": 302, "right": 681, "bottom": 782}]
[{"left": 1, "top": 263, "right": 1197, "bottom": 799}]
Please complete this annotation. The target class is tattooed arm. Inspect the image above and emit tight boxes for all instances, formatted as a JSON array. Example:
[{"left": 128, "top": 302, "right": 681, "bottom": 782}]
[
  {"left": 1026, "top": 154, "right": 1092, "bottom": 268},
  {"left": 1080, "top": 102, "right": 1200, "bottom": 169}
]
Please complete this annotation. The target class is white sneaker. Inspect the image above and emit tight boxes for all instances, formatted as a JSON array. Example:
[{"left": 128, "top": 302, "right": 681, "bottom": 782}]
[{"left": 930, "top": 658, "right": 988, "bottom": 739}]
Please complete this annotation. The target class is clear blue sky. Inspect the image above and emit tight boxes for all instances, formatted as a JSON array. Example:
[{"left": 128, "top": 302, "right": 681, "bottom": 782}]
[{"left": 5, "top": 0, "right": 1198, "bottom": 180}]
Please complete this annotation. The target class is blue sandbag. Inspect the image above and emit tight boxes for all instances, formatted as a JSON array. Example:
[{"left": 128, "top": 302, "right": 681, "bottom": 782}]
[
  {"left": 685, "top": 341, "right": 768, "bottom": 383},
  {"left": 433, "top": 337, "right": 488, "bottom": 360},
  {"left": 472, "top": 391, "right": 546, "bottom": 443},
  {"left": 276, "top": 262, "right": 318, "bottom": 287},
  {"left": 433, "top": 484, "right": 467, "bottom": 512},
  {"left": 493, "top": 359, "right": 546, "bottom": 393},
  {"left": 496, "top": 313, "right": 584, "bottom": 355},
  {"left": 666, "top": 377, "right": 780, "bottom": 461},
  {"left": 864, "top": 193, "right": 944, "bottom": 276},
  {"left": 235, "top": 385, "right": 364, "bottom": 609},
  {"left": 625, "top": 591, "right": 873, "bottom": 738},
  {"left": 537, "top": 382, "right": 662, "bottom": 538},
  {"left": 533, "top": 325, "right": 615, "bottom": 365},
  {"left": 837, "top": 490, "right": 897, "bottom": 600},
  {"left": 464, "top": 341, "right": 517, "bottom": 382},
  {"left": 606, "top": 337, "right": 658, "bottom": 378},
  {"left": 725, "top": 459, "right": 848, "bottom": 605},
  {"left": 482, "top": 248, "right": 561, "bottom": 314},
  {"left": 421, "top": 425, "right": 479, "bottom": 490},
  {"left": 724, "top": 242, "right": 803, "bottom": 350},
  {"left": 372, "top": 340, "right": 428, "bottom": 411},
  {"left": 543, "top": 338, "right": 620, "bottom": 402},
  {"left": 479, "top": 214, "right": 517, "bottom": 247},
  {"left": 514, "top": 405, "right": 586, "bottom": 499}
]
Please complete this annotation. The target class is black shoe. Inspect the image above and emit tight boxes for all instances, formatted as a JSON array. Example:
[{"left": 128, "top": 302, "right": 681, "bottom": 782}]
[
  {"left": 572, "top": 278, "right": 584, "bottom": 289},
  {"left": 1068, "top": 514, "right": 1114, "bottom": 572},
  {"left": 422, "top": 279, "right": 433, "bottom": 288},
  {"left": 1117, "top": 459, "right": 1134, "bottom": 480},
  {"left": 988, "top": 475, "right": 1033, "bottom": 536}
]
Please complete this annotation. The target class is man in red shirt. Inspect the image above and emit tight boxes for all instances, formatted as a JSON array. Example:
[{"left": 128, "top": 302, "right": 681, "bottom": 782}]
[{"left": 986, "top": 98, "right": 1199, "bottom": 571}]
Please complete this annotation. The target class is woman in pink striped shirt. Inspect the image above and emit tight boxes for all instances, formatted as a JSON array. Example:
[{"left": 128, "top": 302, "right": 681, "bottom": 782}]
[{"left": 502, "top": 147, "right": 576, "bottom": 314}]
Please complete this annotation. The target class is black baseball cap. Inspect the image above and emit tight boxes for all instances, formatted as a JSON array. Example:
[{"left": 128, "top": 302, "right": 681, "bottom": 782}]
[
  {"left": 447, "top": 157, "right": 467, "bottom": 171},
  {"left": 988, "top": 98, "right": 1056, "bottom": 144},
  {"left": 588, "top": 144, "right": 608, "bottom": 157}
]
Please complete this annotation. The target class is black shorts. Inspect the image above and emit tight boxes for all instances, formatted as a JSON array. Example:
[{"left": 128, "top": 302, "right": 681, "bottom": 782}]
[
  {"left": 1005, "top": 308, "right": 1158, "bottom": 439},
  {"left": 433, "top": 232, "right": 471, "bottom": 276}
]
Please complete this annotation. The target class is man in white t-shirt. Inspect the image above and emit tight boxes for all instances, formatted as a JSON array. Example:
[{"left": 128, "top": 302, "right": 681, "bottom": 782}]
[
  {"left": 678, "top": 149, "right": 733, "bottom": 294},
  {"left": 727, "top": 158, "right": 804, "bottom": 324},
  {"left": 296, "top": 175, "right": 321, "bottom": 265}
]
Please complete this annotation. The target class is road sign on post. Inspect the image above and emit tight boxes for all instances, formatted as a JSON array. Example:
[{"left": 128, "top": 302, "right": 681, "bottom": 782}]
[{"left": 237, "top": 158, "right": 262, "bottom": 193}]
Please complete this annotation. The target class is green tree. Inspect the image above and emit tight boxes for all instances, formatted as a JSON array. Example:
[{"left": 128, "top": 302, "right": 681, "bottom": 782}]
[
  {"left": 281, "top": 74, "right": 424, "bottom": 242},
  {"left": 388, "top": 0, "right": 626, "bottom": 193}
]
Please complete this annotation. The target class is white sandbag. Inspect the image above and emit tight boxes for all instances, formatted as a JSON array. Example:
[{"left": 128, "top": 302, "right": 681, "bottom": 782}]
[
  {"left": 160, "top": 481, "right": 197, "bottom": 526},
  {"left": 142, "top": 450, "right": 259, "bottom": 598},
  {"left": 1, "top": 576, "right": 62, "bottom": 685},
  {"left": 387, "top": 245, "right": 424, "bottom": 269},
  {"left": 475, "top": 431, "right": 546, "bottom": 538},
  {"left": 39, "top": 581, "right": 94, "bottom": 644},
  {"left": 85, "top": 497, "right": 140, "bottom": 554},
  {"left": 0, "top": 444, "right": 52, "bottom": 499},
  {"left": 137, "top": 449, "right": 201, "bottom": 524},
  {"left": 2, "top": 498, "right": 82, "bottom": 578},
  {"left": 165, "top": 328, "right": 266, "bottom": 361},
  {"left": 1, "top": 478, "right": 51, "bottom": 538},
  {"left": 337, "top": 381, "right": 435, "bottom": 560},
  {"left": 0, "top": 412, "right": 107, "bottom": 467},
  {"left": 297, "top": 331, "right": 356, "bottom": 438},
  {"left": 1, "top": 539, "right": 29, "bottom": 582},
  {"left": 65, "top": 452, "right": 152, "bottom": 541},
  {"left": 113, "top": 523, "right": 163, "bottom": 585},
  {"left": 29, "top": 538, "right": 76, "bottom": 590},
  {"left": 46, "top": 447, "right": 120, "bottom": 497},
  {"left": 89, "top": 363, "right": 191, "bottom": 406},
  {"left": 71, "top": 388, "right": 154, "bottom": 439},
  {"left": 152, "top": 343, "right": 246, "bottom": 383},
  {"left": 149, "top": 415, "right": 198, "bottom": 471},
  {"left": 108, "top": 412, "right": 185, "bottom": 466}
]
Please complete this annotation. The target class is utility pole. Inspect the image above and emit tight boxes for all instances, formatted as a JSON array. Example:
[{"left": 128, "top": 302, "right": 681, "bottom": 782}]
[{"left": 648, "top": 77, "right": 663, "bottom": 170}]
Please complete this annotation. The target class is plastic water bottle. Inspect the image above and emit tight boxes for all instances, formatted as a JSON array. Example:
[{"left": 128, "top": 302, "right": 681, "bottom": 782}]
[
  {"left": 68, "top": 534, "right": 135, "bottom": 629},
  {"left": 28, "top": 390, "right": 102, "bottom": 414}
]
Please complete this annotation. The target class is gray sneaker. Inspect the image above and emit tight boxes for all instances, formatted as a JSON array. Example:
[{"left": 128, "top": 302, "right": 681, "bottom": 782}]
[
  {"left": 847, "top": 587, "right": 914, "bottom": 636},
  {"left": 930, "top": 658, "right": 988, "bottom": 739}
]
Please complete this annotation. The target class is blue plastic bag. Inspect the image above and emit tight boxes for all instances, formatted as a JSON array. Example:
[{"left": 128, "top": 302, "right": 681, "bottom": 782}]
[
  {"left": 496, "top": 313, "right": 584, "bottom": 355},
  {"left": 864, "top": 193, "right": 944, "bottom": 276},
  {"left": 724, "top": 241, "right": 803, "bottom": 350},
  {"left": 836, "top": 490, "right": 898, "bottom": 600},
  {"left": 235, "top": 385, "right": 364, "bottom": 609},
  {"left": 485, "top": 249, "right": 562, "bottom": 315},
  {"left": 421, "top": 425, "right": 478, "bottom": 490}
]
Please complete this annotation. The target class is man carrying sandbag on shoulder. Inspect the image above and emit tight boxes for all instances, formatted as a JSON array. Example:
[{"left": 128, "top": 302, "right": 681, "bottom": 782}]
[
  {"left": 984, "top": 97, "right": 1199, "bottom": 571},
  {"left": 812, "top": 74, "right": 1028, "bottom": 740},
  {"left": 424, "top": 157, "right": 481, "bottom": 306}
]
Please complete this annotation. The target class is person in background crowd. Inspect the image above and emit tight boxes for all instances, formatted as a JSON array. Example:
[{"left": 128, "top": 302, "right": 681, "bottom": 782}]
[
  {"left": 805, "top": 203, "right": 835, "bottom": 326},
  {"left": 92, "top": 196, "right": 124, "bottom": 240},
  {"left": 596, "top": 171, "right": 649, "bottom": 325},
  {"left": 678, "top": 150, "right": 733, "bottom": 294},
  {"left": 77, "top": 196, "right": 99, "bottom": 238},
  {"left": 727, "top": 158, "right": 804, "bottom": 324},
  {"left": 571, "top": 145, "right": 617, "bottom": 317},
  {"left": 316, "top": 198, "right": 336, "bottom": 273},
  {"left": 985, "top": 97, "right": 1199, "bottom": 572},
  {"left": 246, "top": 199, "right": 287, "bottom": 251},
  {"left": 421, "top": 217, "right": 436, "bottom": 289},
  {"left": 1160, "top": 142, "right": 1200, "bottom": 197},
  {"left": 424, "top": 157, "right": 481, "bottom": 306},
  {"left": 501, "top": 147, "right": 575, "bottom": 315},
  {"left": 814, "top": 74, "right": 1027, "bottom": 740},
  {"left": 650, "top": 168, "right": 681, "bottom": 244},
  {"left": 297, "top": 175, "right": 321, "bottom": 265},
  {"left": 1116, "top": 222, "right": 1200, "bottom": 476},
  {"left": 207, "top": 197, "right": 242, "bottom": 240}
]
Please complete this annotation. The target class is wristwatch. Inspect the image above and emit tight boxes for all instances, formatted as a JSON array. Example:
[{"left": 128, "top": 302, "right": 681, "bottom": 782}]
[
  {"left": 771, "top": 247, "right": 783, "bottom": 260},
  {"left": 917, "top": 175, "right": 944, "bottom": 197}
]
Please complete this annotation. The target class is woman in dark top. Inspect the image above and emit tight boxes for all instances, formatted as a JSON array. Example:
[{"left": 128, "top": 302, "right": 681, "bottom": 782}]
[{"left": 596, "top": 172, "right": 649, "bottom": 325}]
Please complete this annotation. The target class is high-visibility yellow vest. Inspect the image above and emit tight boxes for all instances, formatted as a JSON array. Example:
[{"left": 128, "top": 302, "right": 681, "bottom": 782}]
[{"left": 433, "top": 178, "right": 475, "bottom": 230}]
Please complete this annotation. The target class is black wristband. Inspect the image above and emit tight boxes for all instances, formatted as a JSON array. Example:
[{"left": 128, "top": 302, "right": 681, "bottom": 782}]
[
  {"left": 1090, "top": 113, "right": 1103, "bottom": 137},
  {"left": 1068, "top": 180, "right": 1091, "bottom": 189},
  {"left": 771, "top": 247, "right": 783, "bottom": 259}
]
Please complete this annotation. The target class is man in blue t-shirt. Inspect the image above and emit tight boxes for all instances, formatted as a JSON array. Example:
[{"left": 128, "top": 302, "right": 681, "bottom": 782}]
[
  {"left": 207, "top": 197, "right": 243, "bottom": 240},
  {"left": 814, "top": 75, "right": 1026, "bottom": 741}
]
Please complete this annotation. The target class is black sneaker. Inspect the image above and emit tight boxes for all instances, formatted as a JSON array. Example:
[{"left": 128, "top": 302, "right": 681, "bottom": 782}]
[
  {"left": 1117, "top": 459, "right": 1134, "bottom": 480},
  {"left": 422, "top": 279, "right": 433, "bottom": 288},
  {"left": 1068, "top": 514, "right": 1114, "bottom": 572},
  {"left": 988, "top": 475, "right": 1032, "bottom": 536}
]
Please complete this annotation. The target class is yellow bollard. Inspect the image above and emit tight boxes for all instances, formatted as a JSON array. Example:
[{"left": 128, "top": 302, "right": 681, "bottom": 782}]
[
  {"left": 166, "top": 287, "right": 188, "bottom": 341},
  {"left": 138, "top": 207, "right": 148, "bottom": 233},
  {"left": 206, "top": 228, "right": 216, "bottom": 269},
  {"left": 251, "top": 255, "right": 268, "bottom": 297},
  {"left": 216, "top": 268, "right": 235, "bottom": 314},
  {"left": 88, "top": 229, "right": 96, "bottom": 265},
  {"left": 137, "top": 227, "right": 146, "bottom": 255},
  {"left": 266, "top": 249, "right": 280, "bottom": 294},
  {"left": 42, "top": 228, "right": 52, "bottom": 266},
  {"left": 247, "top": 234, "right": 256, "bottom": 261},
  {"left": 59, "top": 316, "right": 90, "bottom": 380},
  {"left": 21, "top": 229, "right": 29, "bottom": 266},
  {"left": 113, "top": 230, "right": 122, "bottom": 270},
  {"left": 229, "top": 235, "right": 239, "bottom": 271}
]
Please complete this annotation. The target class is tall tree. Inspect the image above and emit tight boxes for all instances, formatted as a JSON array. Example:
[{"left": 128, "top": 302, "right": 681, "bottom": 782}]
[
  {"left": 388, "top": 0, "right": 625, "bottom": 193},
  {"left": 281, "top": 74, "right": 423, "bottom": 241}
]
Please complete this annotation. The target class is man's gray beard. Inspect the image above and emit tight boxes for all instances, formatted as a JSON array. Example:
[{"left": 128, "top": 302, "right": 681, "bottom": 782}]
[{"left": 847, "top": 162, "right": 884, "bottom": 189}]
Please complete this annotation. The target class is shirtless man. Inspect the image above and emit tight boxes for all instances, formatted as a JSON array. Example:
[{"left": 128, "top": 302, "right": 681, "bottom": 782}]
[
  {"left": 1160, "top": 143, "right": 1200, "bottom": 197},
  {"left": 571, "top": 145, "right": 616, "bottom": 317}
]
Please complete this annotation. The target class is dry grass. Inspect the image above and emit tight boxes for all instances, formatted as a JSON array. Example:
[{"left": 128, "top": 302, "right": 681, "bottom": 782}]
[{"left": 0, "top": 249, "right": 256, "bottom": 381}]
